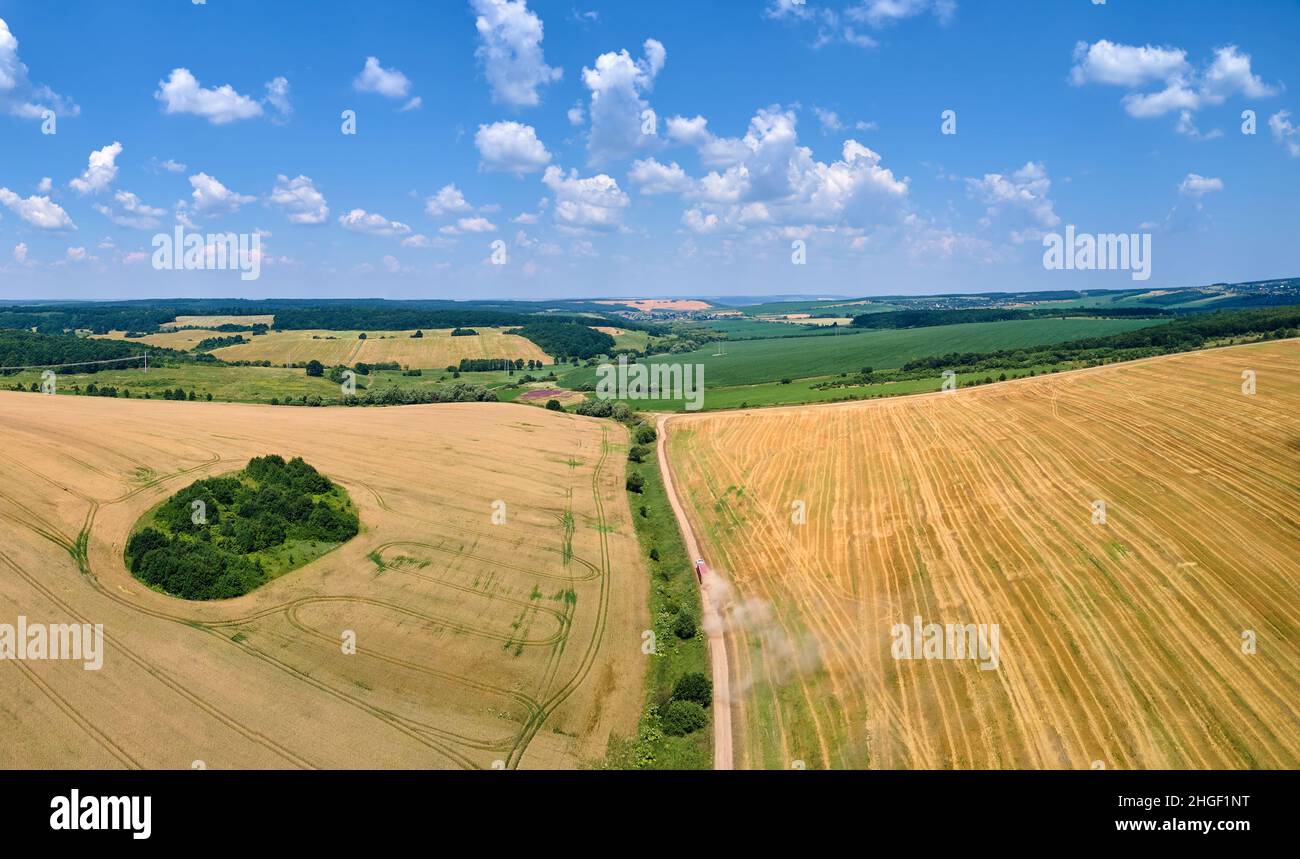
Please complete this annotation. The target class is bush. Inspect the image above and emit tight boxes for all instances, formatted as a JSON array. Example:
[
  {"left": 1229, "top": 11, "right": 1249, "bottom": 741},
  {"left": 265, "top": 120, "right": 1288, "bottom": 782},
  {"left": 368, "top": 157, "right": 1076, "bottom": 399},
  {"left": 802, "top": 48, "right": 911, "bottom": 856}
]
[
  {"left": 633, "top": 424, "right": 657, "bottom": 445},
  {"left": 305, "top": 360, "right": 324, "bottom": 377},
  {"left": 628, "top": 444, "right": 648, "bottom": 463},
  {"left": 660, "top": 700, "right": 708, "bottom": 736},
  {"left": 673, "top": 611, "right": 697, "bottom": 639},
  {"left": 545, "top": 398, "right": 564, "bottom": 411},
  {"left": 672, "top": 672, "right": 713, "bottom": 708},
  {"left": 574, "top": 398, "right": 614, "bottom": 418},
  {"left": 626, "top": 472, "right": 645, "bottom": 493}
]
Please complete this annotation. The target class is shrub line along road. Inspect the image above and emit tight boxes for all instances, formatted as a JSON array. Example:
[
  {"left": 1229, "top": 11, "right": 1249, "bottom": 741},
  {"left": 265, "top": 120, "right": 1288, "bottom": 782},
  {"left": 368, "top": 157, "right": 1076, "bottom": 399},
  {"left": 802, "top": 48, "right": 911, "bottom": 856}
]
[{"left": 656, "top": 414, "right": 734, "bottom": 770}]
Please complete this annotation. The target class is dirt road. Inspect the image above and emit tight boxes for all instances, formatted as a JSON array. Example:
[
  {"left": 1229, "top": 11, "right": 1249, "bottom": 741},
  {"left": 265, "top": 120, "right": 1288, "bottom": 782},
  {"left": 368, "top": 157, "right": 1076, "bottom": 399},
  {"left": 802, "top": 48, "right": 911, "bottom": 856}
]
[{"left": 656, "top": 414, "right": 734, "bottom": 771}]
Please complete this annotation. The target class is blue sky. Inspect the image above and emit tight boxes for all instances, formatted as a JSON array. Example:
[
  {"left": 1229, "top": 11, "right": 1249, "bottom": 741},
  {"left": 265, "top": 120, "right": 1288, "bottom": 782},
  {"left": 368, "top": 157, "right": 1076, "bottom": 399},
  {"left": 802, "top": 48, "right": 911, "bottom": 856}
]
[{"left": 0, "top": 0, "right": 1297, "bottom": 301}]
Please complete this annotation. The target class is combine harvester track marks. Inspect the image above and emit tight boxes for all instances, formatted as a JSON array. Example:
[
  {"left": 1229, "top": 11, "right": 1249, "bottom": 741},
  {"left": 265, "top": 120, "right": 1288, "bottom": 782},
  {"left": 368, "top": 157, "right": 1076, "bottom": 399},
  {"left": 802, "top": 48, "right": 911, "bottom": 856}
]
[
  {"left": 1, "top": 604, "right": 142, "bottom": 769},
  {"left": 664, "top": 342, "right": 1300, "bottom": 769},
  {"left": 0, "top": 547, "right": 315, "bottom": 770},
  {"left": 47, "top": 500, "right": 474, "bottom": 768},
  {"left": 368, "top": 563, "right": 575, "bottom": 639},
  {"left": 359, "top": 486, "right": 605, "bottom": 574},
  {"left": 278, "top": 608, "right": 542, "bottom": 743},
  {"left": 374, "top": 541, "right": 601, "bottom": 582},
  {"left": 213, "top": 630, "right": 477, "bottom": 769},
  {"left": 282, "top": 595, "right": 568, "bottom": 648},
  {"left": 504, "top": 426, "right": 615, "bottom": 769}
]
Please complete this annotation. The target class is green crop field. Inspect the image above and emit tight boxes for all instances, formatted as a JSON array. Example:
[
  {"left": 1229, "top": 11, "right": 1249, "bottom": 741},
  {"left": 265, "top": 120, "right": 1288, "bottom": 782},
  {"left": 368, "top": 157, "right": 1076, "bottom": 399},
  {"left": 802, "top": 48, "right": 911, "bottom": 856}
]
[
  {"left": 687, "top": 318, "right": 849, "bottom": 340},
  {"left": 2, "top": 363, "right": 340, "bottom": 403},
  {"left": 724, "top": 298, "right": 901, "bottom": 317},
  {"left": 560, "top": 317, "right": 1161, "bottom": 391}
]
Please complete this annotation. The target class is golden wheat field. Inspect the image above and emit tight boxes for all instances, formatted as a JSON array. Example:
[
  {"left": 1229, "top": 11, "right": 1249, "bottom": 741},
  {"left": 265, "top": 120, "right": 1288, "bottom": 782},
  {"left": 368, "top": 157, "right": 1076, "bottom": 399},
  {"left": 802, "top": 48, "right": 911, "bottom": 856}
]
[
  {"left": 161, "top": 315, "right": 278, "bottom": 329},
  {"left": 0, "top": 393, "right": 646, "bottom": 768},
  {"left": 96, "top": 329, "right": 231, "bottom": 351},
  {"left": 665, "top": 340, "right": 1300, "bottom": 769},
  {"left": 208, "top": 328, "right": 549, "bottom": 367},
  {"left": 99, "top": 327, "right": 550, "bottom": 368}
]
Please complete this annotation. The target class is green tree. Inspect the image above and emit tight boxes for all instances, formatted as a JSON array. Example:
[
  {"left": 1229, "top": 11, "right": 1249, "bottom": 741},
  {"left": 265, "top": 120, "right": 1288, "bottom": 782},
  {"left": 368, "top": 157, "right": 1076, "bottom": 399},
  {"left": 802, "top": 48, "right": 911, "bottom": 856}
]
[
  {"left": 672, "top": 672, "right": 713, "bottom": 708},
  {"left": 660, "top": 700, "right": 708, "bottom": 736},
  {"left": 305, "top": 360, "right": 325, "bottom": 377}
]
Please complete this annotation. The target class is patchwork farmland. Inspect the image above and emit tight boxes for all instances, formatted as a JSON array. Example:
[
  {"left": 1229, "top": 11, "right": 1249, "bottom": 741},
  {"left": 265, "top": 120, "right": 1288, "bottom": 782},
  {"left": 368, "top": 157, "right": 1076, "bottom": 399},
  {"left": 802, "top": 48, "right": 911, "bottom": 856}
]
[
  {"left": 0, "top": 394, "right": 645, "bottom": 768},
  {"left": 100, "top": 327, "right": 550, "bottom": 368},
  {"left": 664, "top": 340, "right": 1300, "bottom": 769}
]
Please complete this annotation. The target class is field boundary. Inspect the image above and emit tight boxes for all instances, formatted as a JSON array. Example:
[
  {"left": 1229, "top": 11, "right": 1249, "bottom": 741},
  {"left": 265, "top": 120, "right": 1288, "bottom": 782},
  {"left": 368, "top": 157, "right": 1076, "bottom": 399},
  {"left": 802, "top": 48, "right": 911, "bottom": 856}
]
[{"left": 656, "top": 414, "right": 733, "bottom": 770}]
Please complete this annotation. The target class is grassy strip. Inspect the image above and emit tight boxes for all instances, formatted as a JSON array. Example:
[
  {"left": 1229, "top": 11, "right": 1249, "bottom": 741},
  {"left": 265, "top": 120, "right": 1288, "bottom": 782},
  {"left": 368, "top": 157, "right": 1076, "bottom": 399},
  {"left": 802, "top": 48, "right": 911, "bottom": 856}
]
[{"left": 590, "top": 426, "right": 711, "bottom": 769}]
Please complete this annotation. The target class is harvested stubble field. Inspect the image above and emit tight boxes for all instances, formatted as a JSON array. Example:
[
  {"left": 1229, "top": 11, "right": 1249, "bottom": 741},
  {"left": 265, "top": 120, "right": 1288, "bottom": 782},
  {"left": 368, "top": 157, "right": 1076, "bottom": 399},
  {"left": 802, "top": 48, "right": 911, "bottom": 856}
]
[
  {"left": 205, "top": 328, "right": 549, "bottom": 368},
  {"left": 0, "top": 394, "right": 646, "bottom": 768},
  {"left": 161, "top": 315, "right": 277, "bottom": 329},
  {"left": 96, "top": 328, "right": 231, "bottom": 350},
  {"left": 665, "top": 340, "right": 1300, "bottom": 769}
]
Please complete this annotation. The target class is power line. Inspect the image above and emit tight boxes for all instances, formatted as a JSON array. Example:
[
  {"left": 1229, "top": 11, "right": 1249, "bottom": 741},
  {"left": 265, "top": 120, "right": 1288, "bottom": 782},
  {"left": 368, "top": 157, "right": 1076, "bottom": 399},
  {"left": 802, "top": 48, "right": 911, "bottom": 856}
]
[{"left": 0, "top": 354, "right": 149, "bottom": 373}]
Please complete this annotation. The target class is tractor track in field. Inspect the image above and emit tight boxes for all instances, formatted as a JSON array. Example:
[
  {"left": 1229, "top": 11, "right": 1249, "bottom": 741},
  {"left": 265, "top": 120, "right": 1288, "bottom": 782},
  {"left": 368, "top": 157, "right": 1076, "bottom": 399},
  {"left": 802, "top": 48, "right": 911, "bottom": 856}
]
[{"left": 1, "top": 401, "right": 635, "bottom": 769}]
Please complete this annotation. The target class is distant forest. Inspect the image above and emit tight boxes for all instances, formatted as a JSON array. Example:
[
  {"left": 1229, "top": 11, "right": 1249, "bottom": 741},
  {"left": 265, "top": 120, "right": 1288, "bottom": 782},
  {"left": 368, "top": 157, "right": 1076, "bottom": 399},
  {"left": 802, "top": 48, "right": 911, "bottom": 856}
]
[
  {"left": 509, "top": 321, "right": 616, "bottom": 360},
  {"left": 850, "top": 306, "right": 1167, "bottom": 330},
  {"left": 901, "top": 306, "right": 1300, "bottom": 373},
  {"left": 0, "top": 330, "right": 178, "bottom": 373},
  {"left": 0, "top": 299, "right": 662, "bottom": 338}
]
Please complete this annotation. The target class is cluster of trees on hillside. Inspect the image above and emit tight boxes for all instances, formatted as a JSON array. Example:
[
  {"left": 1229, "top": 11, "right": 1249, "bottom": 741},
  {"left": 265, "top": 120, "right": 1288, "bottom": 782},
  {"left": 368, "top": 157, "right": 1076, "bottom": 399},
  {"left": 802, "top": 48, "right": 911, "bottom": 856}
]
[
  {"left": 644, "top": 323, "right": 726, "bottom": 356},
  {"left": 510, "top": 321, "right": 615, "bottom": 360},
  {"left": 458, "top": 357, "right": 528, "bottom": 372},
  {"left": 901, "top": 306, "right": 1300, "bottom": 374},
  {"left": 0, "top": 330, "right": 176, "bottom": 373},
  {"left": 850, "top": 306, "right": 1167, "bottom": 330},
  {"left": 194, "top": 334, "right": 248, "bottom": 351},
  {"left": 340, "top": 383, "right": 498, "bottom": 407},
  {"left": 124, "top": 455, "right": 358, "bottom": 600}
]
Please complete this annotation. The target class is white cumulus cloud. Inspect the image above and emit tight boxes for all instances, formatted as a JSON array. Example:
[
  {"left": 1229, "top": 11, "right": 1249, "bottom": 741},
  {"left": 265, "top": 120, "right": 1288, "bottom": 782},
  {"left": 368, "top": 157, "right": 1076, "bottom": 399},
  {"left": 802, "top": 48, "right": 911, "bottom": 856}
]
[
  {"left": 424, "top": 183, "right": 475, "bottom": 216},
  {"left": 475, "top": 120, "right": 552, "bottom": 173},
  {"left": 1178, "top": 173, "right": 1223, "bottom": 196},
  {"left": 184, "top": 172, "right": 255, "bottom": 216},
  {"left": 582, "top": 38, "right": 666, "bottom": 165},
  {"left": 471, "top": 0, "right": 562, "bottom": 108},
  {"left": 269, "top": 174, "right": 328, "bottom": 224},
  {"left": 94, "top": 190, "right": 167, "bottom": 230},
  {"left": 0, "top": 187, "right": 75, "bottom": 229},
  {"left": 69, "top": 141, "right": 122, "bottom": 194},
  {"left": 1269, "top": 110, "right": 1300, "bottom": 157},
  {"left": 353, "top": 56, "right": 413, "bottom": 99},
  {"left": 155, "top": 68, "right": 266, "bottom": 124},
  {"left": 0, "top": 17, "right": 79, "bottom": 118},
  {"left": 338, "top": 208, "right": 412, "bottom": 236},
  {"left": 542, "top": 165, "right": 630, "bottom": 231}
]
